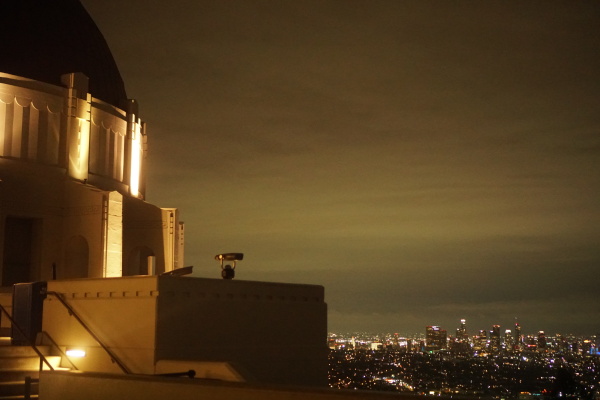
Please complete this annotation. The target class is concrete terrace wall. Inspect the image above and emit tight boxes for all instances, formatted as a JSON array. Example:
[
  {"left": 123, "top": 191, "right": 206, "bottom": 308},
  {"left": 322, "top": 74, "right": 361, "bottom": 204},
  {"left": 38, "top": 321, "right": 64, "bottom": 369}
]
[
  {"left": 44, "top": 277, "right": 159, "bottom": 374},
  {"left": 42, "top": 276, "right": 328, "bottom": 386},
  {"left": 156, "top": 276, "right": 328, "bottom": 387}
]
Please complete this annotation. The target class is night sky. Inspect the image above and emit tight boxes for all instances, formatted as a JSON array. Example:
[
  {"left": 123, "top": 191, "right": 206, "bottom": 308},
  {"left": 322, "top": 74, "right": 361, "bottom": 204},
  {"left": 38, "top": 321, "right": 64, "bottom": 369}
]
[{"left": 80, "top": 1, "right": 600, "bottom": 335}]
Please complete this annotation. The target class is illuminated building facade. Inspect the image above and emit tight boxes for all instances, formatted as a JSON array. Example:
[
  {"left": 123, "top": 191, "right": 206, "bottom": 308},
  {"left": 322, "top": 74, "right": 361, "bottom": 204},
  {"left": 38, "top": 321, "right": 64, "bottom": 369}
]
[
  {"left": 0, "top": 0, "right": 184, "bottom": 283},
  {"left": 505, "top": 329, "right": 514, "bottom": 350},
  {"left": 473, "top": 329, "right": 488, "bottom": 352}
]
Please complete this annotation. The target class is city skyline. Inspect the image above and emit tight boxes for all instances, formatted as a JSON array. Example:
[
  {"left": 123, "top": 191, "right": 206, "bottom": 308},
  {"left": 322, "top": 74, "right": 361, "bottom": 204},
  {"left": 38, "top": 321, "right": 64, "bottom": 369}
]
[
  {"left": 329, "top": 334, "right": 599, "bottom": 398},
  {"left": 329, "top": 318, "right": 598, "bottom": 338},
  {"left": 80, "top": 1, "right": 600, "bottom": 335}
]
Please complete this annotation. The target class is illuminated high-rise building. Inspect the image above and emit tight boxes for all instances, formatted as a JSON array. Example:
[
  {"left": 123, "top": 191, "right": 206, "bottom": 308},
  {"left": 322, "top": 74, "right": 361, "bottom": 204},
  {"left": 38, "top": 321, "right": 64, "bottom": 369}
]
[
  {"left": 505, "top": 329, "right": 514, "bottom": 350},
  {"left": 537, "top": 331, "right": 547, "bottom": 351},
  {"left": 490, "top": 325, "right": 501, "bottom": 353},
  {"left": 393, "top": 333, "right": 400, "bottom": 349},
  {"left": 514, "top": 320, "right": 522, "bottom": 350},
  {"left": 473, "top": 329, "right": 488, "bottom": 352},
  {"left": 426, "top": 326, "right": 447, "bottom": 352},
  {"left": 451, "top": 319, "right": 470, "bottom": 354},
  {"left": 456, "top": 318, "right": 468, "bottom": 342}
]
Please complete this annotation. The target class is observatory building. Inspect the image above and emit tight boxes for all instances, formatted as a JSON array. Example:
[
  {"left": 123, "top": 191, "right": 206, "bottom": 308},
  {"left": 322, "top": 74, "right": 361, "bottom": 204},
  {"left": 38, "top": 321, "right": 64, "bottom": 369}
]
[
  {"left": 0, "top": 0, "right": 184, "bottom": 282},
  {"left": 0, "top": 1, "right": 328, "bottom": 397}
]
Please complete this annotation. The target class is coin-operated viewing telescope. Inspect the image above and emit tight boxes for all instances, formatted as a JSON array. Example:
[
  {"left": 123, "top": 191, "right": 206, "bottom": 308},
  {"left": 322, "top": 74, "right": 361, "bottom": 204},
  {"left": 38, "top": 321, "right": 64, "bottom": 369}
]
[{"left": 215, "top": 253, "right": 243, "bottom": 279}]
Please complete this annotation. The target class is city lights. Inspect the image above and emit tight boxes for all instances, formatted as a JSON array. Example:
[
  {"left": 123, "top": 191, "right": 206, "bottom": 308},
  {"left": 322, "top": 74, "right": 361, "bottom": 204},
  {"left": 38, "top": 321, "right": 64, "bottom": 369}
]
[{"left": 329, "top": 325, "right": 599, "bottom": 399}]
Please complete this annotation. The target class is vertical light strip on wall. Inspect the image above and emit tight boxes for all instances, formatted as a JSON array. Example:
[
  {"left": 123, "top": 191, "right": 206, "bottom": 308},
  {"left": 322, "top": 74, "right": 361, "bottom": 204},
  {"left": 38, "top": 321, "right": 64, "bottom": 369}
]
[
  {"left": 77, "top": 117, "right": 90, "bottom": 178},
  {"left": 130, "top": 118, "right": 141, "bottom": 197}
]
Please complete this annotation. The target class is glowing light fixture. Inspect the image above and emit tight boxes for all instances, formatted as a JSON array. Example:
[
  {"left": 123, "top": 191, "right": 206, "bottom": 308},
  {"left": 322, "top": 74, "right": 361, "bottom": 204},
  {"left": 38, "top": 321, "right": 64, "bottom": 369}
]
[{"left": 65, "top": 348, "right": 86, "bottom": 358}]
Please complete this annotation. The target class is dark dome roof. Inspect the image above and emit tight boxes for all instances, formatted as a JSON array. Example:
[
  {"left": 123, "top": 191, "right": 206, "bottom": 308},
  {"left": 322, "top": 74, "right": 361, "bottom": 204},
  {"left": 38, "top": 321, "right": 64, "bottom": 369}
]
[{"left": 0, "top": 0, "right": 127, "bottom": 106}]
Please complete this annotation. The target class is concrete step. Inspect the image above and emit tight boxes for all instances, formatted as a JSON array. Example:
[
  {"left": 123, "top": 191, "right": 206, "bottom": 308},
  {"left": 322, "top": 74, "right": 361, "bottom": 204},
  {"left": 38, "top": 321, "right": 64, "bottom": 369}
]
[
  {"left": 0, "top": 340, "right": 68, "bottom": 399},
  {"left": 0, "top": 347, "right": 51, "bottom": 358},
  {"left": 0, "top": 380, "right": 38, "bottom": 397},
  {"left": 0, "top": 356, "right": 61, "bottom": 371},
  {"left": 0, "top": 396, "right": 38, "bottom": 400}
]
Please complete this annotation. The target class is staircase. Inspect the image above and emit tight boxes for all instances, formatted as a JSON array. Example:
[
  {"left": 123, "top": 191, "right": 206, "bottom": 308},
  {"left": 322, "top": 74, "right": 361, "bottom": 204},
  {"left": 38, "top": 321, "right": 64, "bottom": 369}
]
[{"left": 0, "top": 336, "right": 64, "bottom": 399}]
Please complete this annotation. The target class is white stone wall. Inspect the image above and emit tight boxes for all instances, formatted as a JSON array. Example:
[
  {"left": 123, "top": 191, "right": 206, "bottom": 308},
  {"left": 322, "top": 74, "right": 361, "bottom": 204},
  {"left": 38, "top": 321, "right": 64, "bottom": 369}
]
[{"left": 0, "top": 74, "right": 65, "bottom": 166}]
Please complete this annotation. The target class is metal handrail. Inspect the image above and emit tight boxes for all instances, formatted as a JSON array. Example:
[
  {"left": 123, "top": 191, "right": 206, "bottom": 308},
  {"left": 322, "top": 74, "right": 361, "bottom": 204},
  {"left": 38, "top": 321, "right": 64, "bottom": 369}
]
[
  {"left": 46, "top": 291, "right": 130, "bottom": 374},
  {"left": 0, "top": 304, "right": 54, "bottom": 371}
]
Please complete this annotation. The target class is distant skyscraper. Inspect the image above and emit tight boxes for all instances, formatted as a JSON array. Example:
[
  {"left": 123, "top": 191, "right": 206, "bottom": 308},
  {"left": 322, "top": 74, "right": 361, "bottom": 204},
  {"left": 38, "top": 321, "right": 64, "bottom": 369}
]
[
  {"left": 456, "top": 319, "right": 468, "bottom": 342},
  {"left": 505, "top": 329, "right": 514, "bottom": 350},
  {"left": 426, "top": 326, "right": 447, "bottom": 352},
  {"left": 473, "top": 330, "right": 488, "bottom": 352},
  {"left": 490, "top": 325, "right": 501, "bottom": 353},
  {"left": 514, "top": 320, "right": 522, "bottom": 351},
  {"left": 538, "top": 331, "right": 547, "bottom": 351}
]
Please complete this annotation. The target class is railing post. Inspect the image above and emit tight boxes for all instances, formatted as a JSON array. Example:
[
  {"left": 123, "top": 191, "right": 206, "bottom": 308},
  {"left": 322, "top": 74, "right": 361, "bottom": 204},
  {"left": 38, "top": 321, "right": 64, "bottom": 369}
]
[{"left": 24, "top": 376, "right": 31, "bottom": 400}]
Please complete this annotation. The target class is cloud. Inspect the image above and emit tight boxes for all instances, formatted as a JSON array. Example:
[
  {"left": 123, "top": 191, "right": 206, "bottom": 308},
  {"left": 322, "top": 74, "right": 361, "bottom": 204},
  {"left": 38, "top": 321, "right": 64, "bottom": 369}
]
[{"left": 83, "top": 0, "right": 600, "bottom": 335}]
